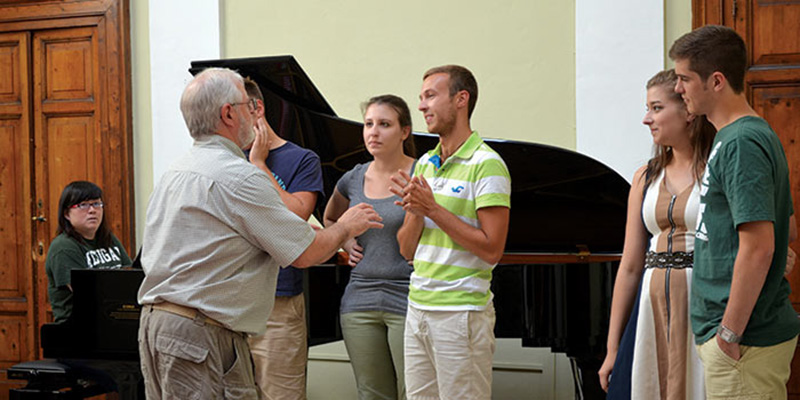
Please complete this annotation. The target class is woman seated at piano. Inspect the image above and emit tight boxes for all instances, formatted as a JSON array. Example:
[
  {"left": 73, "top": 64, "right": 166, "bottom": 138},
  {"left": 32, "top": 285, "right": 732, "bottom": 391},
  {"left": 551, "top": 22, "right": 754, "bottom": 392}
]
[
  {"left": 324, "top": 94, "right": 416, "bottom": 400},
  {"left": 599, "top": 69, "right": 716, "bottom": 399},
  {"left": 45, "top": 181, "right": 131, "bottom": 323}
]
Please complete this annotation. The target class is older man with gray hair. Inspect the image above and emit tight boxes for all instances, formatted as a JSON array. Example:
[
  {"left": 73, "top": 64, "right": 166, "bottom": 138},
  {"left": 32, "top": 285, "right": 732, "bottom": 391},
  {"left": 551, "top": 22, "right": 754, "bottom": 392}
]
[{"left": 137, "top": 67, "right": 383, "bottom": 399}]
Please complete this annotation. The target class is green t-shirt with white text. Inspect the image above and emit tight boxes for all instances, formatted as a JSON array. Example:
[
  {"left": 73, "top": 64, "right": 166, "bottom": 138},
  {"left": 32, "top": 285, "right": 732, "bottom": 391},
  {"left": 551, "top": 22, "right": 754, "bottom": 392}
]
[
  {"left": 692, "top": 116, "right": 799, "bottom": 346},
  {"left": 45, "top": 233, "right": 131, "bottom": 323}
]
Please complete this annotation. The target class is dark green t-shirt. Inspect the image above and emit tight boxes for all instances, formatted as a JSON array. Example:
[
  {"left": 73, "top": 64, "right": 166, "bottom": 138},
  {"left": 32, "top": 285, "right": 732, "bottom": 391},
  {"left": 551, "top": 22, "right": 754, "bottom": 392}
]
[
  {"left": 45, "top": 233, "right": 131, "bottom": 323},
  {"left": 692, "top": 116, "right": 799, "bottom": 346}
]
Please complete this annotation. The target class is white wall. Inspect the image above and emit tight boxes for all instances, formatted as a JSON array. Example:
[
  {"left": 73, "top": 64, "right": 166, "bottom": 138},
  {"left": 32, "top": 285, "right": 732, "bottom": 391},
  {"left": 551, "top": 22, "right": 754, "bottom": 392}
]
[
  {"left": 149, "top": 0, "right": 221, "bottom": 184},
  {"left": 576, "top": 0, "right": 664, "bottom": 182}
]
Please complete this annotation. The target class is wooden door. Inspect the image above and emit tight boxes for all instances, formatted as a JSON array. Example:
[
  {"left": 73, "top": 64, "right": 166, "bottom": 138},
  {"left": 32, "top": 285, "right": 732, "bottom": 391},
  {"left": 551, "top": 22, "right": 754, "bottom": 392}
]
[
  {"left": 32, "top": 25, "right": 103, "bottom": 340},
  {"left": 694, "top": 0, "right": 800, "bottom": 397},
  {"left": 0, "top": 1, "right": 133, "bottom": 397},
  {"left": 0, "top": 30, "right": 33, "bottom": 395}
]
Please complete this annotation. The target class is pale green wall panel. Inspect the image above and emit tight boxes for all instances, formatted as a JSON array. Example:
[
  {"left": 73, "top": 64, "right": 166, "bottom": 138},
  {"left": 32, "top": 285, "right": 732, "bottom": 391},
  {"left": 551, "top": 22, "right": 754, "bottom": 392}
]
[
  {"left": 132, "top": 0, "right": 152, "bottom": 247},
  {"left": 221, "top": 0, "right": 576, "bottom": 148},
  {"left": 666, "top": 0, "right": 693, "bottom": 67}
]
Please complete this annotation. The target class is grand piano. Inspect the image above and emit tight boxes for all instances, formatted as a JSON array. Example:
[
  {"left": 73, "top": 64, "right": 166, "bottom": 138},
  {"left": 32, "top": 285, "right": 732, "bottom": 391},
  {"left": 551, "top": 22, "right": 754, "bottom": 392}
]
[
  {"left": 189, "top": 56, "right": 631, "bottom": 398},
  {"left": 32, "top": 56, "right": 629, "bottom": 399}
]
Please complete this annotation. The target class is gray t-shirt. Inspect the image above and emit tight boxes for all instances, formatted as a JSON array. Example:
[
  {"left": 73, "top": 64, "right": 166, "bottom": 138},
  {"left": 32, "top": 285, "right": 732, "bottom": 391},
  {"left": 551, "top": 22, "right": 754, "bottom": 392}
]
[{"left": 337, "top": 162, "right": 414, "bottom": 315}]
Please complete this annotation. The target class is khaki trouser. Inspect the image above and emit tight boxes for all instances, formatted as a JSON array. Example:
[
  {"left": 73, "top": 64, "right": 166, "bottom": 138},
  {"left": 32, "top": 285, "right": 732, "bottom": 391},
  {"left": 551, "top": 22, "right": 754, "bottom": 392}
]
[
  {"left": 247, "top": 294, "right": 308, "bottom": 400},
  {"left": 697, "top": 335, "right": 797, "bottom": 400},
  {"left": 138, "top": 304, "right": 259, "bottom": 399},
  {"left": 404, "top": 304, "right": 496, "bottom": 400}
]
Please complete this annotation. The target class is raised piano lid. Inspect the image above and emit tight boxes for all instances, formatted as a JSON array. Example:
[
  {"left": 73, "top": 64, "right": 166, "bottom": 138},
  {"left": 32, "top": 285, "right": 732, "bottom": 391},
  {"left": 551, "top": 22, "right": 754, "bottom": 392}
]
[{"left": 190, "top": 55, "right": 630, "bottom": 256}]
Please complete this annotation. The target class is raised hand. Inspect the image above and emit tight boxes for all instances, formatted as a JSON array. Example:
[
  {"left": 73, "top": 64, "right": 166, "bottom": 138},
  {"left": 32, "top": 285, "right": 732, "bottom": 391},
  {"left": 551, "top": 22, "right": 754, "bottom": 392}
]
[
  {"left": 338, "top": 203, "right": 383, "bottom": 237},
  {"left": 248, "top": 117, "right": 271, "bottom": 164}
]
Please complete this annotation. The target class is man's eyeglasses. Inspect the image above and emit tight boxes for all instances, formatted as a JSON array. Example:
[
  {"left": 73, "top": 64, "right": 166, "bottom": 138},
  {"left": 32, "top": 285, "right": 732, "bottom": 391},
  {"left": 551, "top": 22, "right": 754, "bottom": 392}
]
[
  {"left": 70, "top": 201, "right": 104, "bottom": 210},
  {"left": 229, "top": 98, "right": 258, "bottom": 114}
]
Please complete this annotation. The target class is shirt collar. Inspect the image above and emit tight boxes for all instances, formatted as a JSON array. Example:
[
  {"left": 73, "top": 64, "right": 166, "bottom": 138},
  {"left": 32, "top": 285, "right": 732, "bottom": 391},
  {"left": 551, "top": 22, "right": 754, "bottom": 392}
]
[
  {"left": 430, "top": 131, "right": 482, "bottom": 163},
  {"left": 196, "top": 134, "right": 247, "bottom": 160}
]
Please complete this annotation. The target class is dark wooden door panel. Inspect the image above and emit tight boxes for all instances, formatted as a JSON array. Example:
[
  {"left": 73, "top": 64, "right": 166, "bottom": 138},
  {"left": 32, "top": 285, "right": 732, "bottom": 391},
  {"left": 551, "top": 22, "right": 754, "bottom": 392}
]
[
  {"left": 0, "top": 31, "right": 34, "bottom": 374},
  {"left": 751, "top": 1, "right": 800, "bottom": 66}
]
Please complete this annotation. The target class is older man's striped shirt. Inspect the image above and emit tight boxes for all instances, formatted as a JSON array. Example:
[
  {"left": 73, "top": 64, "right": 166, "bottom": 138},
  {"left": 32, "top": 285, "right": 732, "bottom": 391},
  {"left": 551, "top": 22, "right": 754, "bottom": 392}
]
[{"left": 410, "top": 131, "right": 511, "bottom": 311}]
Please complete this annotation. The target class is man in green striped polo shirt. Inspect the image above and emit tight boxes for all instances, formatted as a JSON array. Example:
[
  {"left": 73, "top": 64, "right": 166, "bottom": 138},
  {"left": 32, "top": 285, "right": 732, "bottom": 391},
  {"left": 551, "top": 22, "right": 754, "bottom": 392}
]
[{"left": 391, "top": 65, "right": 511, "bottom": 400}]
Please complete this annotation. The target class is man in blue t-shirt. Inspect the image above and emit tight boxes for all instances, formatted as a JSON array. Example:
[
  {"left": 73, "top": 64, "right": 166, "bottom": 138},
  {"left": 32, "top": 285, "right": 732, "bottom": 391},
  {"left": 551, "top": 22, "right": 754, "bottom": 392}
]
[
  {"left": 671, "top": 26, "right": 799, "bottom": 399},
  {"left": 243, "top": 77, "right": 324, "bottom": 400}
]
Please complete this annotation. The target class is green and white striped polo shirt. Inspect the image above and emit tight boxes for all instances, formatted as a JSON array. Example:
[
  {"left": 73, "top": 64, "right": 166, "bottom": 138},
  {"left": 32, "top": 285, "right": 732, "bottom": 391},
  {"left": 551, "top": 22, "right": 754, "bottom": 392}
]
[{"left": 410, "top": 131, "right": 511, "bottom": 311}]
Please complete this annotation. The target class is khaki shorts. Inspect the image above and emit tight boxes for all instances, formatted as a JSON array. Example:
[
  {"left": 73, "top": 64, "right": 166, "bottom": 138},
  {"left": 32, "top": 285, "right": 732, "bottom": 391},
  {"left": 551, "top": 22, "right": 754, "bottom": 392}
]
[{"left": 697, "top": 335, "right": 797, "bottom": 400}]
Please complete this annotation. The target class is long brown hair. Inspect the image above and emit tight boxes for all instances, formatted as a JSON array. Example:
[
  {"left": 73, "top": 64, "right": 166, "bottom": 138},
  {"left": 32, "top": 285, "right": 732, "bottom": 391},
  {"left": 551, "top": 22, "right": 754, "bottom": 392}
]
[
  {"left": 361, "top": 94, "right": 416, "bottom": 157},
  {"left": 643, "top": 69, "right": 716, "bottom": 188}
]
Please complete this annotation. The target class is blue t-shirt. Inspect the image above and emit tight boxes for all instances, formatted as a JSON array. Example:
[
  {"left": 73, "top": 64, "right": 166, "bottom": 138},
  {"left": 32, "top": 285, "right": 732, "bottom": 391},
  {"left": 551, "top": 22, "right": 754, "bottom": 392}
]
[{"left": 245, "top": 141, "right": 324, "bottom": 296}]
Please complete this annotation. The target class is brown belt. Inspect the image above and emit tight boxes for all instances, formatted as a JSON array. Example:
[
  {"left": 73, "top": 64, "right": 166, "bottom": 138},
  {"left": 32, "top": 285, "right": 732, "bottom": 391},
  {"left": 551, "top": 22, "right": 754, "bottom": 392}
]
[{"left": 149, "top": 301, "right": 225, "bottom": 328}]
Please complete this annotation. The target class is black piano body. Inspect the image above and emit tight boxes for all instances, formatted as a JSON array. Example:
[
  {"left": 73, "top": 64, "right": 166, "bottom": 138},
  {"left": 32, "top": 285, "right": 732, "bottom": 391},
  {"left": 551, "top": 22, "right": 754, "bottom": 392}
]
[
  {"left": 41, "top": 268, "right": 143, "bottom": 360},
  {"left": 32, "top": 268, "right": 144, "bottom": 399},
  {"left": 190, "top": 56, "right": 630, "bottom": 398}
]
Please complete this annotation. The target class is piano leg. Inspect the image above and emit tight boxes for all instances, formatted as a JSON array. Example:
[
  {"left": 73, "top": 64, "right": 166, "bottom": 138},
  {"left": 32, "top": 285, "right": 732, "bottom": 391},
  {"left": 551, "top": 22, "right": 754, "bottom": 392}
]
[{"left": 569, "top": 356, "right": 606, "bottom": 400}]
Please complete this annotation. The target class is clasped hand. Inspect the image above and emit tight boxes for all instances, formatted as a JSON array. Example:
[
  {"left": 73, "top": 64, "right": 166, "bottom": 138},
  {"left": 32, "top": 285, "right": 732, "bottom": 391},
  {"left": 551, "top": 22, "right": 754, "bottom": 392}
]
[{"left": 389, "top": 170, "right": 437, "bottom": 217}]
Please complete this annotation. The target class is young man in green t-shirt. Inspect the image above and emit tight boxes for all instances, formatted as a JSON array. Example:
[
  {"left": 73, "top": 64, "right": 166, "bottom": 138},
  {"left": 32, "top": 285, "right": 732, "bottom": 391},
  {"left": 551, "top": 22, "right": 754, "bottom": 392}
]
[{"left": 670, "top": 25, "right": 800, "bottom": 399}]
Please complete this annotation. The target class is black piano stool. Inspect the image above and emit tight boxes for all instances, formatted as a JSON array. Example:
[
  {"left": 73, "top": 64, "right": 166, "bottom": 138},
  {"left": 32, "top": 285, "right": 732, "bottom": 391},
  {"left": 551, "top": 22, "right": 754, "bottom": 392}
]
[{"left": 8, "top": 359, "right": 115, "bottom": 399}]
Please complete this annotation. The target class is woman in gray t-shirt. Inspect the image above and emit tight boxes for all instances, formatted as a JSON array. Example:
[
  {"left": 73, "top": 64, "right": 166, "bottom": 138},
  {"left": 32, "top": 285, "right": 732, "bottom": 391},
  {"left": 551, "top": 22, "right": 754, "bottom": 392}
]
[{"left": 324, "top": 95, "right": 416, "bottom": 400}]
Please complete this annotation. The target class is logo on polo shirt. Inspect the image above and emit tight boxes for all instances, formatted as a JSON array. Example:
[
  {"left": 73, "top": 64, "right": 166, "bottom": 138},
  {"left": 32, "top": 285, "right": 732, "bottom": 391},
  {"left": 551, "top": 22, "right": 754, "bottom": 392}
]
[{"left": 451, "top": 185, "right": 465, "bottom": 193}]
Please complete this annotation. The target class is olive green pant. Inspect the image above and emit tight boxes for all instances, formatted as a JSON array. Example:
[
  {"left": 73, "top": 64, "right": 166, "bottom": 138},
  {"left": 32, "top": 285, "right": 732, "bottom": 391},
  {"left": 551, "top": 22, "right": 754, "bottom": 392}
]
[{"left": 341, "top": 311, "right": 406, "bottom": 400}]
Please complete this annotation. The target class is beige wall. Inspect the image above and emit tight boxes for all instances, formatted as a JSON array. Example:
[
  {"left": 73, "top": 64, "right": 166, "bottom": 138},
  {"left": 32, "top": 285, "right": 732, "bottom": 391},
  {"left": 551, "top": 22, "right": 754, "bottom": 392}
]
[
  {"left": 131, "top": 0, "right": 152, "bottom": 247},
  {"left": 666, "top": 0, "right": 693, "bottom": 68},
  {"left": 221, "top": 1, "right": 575, "bottom": 147}
]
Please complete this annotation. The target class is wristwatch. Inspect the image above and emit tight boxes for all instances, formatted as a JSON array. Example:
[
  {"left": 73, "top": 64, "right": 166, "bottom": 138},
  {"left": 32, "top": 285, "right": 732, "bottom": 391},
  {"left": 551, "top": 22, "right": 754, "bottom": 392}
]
[{"left": 717, "top": 324, "right": 742, "bottom": 344}]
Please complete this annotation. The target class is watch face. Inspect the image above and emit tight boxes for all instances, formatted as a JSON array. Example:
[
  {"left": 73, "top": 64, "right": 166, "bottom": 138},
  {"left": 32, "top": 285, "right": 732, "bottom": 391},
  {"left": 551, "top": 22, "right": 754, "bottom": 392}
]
[{"left": 718, "top": 325, "right": 740, "bottom": 343}]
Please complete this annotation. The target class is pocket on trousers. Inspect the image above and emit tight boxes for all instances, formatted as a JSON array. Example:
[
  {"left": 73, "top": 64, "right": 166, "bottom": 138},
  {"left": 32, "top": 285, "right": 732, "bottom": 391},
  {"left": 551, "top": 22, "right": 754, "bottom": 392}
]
[
  {"left": 155, "top": 335, "right": 209, "bottom": 399},
  {"left": 711, "top": 337, "right": 741, "bottom": 367},
  {"left": 224, "top": 386, "right": 259, "bottom": 400},
  {"left": 222, "top": 341, "right": 259, "bottom": 399},
  {"left": 156, "top": 335, "right": 209, "bottom": 364},
  {"left": 291, "top": 295, "right": 305, "bottom": 320},
  {"left": 703, "top": 337, "right": 746, "bottom": 396}
]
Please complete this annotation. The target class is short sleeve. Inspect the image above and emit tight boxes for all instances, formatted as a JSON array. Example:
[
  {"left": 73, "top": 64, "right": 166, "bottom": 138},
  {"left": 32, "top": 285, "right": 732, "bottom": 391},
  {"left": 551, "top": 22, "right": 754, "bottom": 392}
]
[
  {"left": 47, "top": 243, "right": 87, "bottom": 287},
  {"left": 336, "top": 164, "right": 362, "bottom": 201},
  {"left": 111, "top": 235, "right": 133, "bottom": 266},
  {"left": 722, "top": 136, "right": 776, "bottom": 226},
  {"left": 289, "top": 151, "right": 324, "bottom": 198},
  {"left": 474, "top": 154, "right": 511, "bottom": 210},
  {"left": 230, "top": 172, "right": 316, "bottom": 267}
]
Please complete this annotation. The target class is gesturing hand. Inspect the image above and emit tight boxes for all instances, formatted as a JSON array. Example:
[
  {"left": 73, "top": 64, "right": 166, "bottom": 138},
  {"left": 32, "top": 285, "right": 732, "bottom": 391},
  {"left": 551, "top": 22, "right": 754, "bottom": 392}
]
[
  {"left": 338, "top": 203, "right": 384, "bottom": 237},
  {"left": 389, "top": 170, "right": 438, "bottom": 217}
]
